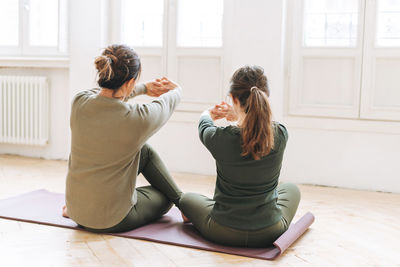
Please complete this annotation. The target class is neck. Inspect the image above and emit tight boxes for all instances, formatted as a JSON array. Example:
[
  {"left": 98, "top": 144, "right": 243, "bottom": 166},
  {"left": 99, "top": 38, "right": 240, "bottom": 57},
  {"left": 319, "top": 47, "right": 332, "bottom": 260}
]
[
  {"left": 99, "top": 88, "right": 124, "bottom": 100},
  {"left": 236, "top": 111, "right": 246, "bottom": 127}
]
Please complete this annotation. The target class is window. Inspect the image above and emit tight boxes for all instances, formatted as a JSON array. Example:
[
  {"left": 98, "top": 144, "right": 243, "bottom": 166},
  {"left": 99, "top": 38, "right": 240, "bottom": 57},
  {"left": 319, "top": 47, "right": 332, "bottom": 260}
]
[
  {"left": 289, "top": 0, "right": 400, "bottom": 121},
  {"left": 119, "top": 0, "right": 225, "bottom": 112},
  {"left": 0, "top": 0, "right": 19, "bottom": 46},
  {"left": 177, "top": 0, "right": 223, "bottom": 47},
  {"left": 376, "top": 0, "right": 400, "bottom": 47},
  {"left": 121, "top": 0, "right": 164, "bottom": 47},
  {"left": 360, "top": 0, "right": 400, "bottom": 120},
  {"left": 303, "top": 0, "right": 359, "bottom": 47},
  {"left": 0, "top": 0, "right": 68, "bottom": 56},
  {"left": 121, "top": 0, "right": 223, "bottom": 48},
  {"left": 29, "top": 0, "right": 59, "bottom": 47}
]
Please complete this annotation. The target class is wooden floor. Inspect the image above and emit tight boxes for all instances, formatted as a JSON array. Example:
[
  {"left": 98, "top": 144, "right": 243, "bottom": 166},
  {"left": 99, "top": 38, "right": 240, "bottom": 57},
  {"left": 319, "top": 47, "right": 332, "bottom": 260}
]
[{"left": 0, "top": 155, "right": 399, "bottom": 267}]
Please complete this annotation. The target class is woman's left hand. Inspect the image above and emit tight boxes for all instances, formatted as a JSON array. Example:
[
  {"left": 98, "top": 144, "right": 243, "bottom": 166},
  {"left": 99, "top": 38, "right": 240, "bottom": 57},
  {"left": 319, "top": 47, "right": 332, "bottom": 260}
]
[
  {"left": 210, "top": 101, "right": 239, "bottom": 121},
  {"left": 146, "top": 77, "right": 179, "bottom": 97},
  {"left": 145, "top": 80, "right": 169, "bottom": 97},
  {"left": 210, "top": 103, "right": 227, "bottom": 120},
  {"left": 222, "top": 102, "right": 238, "bottom": 121}
]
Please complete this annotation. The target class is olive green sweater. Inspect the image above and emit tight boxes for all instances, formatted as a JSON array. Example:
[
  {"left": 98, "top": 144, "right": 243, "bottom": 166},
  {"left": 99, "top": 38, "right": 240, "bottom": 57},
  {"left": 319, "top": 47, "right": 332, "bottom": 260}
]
[
  {"left": 66, "top": 84, "right": 181, "bottom": 229},
  {"left": 198, "top": 113, "right": 288, "bottom": 230}
]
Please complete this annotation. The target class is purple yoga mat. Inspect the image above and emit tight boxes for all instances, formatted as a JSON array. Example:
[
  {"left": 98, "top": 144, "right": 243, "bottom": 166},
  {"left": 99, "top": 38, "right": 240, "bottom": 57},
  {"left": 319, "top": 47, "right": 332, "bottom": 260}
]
[{"left": 0, "top": 190, "right": 314, "bottom": 260}]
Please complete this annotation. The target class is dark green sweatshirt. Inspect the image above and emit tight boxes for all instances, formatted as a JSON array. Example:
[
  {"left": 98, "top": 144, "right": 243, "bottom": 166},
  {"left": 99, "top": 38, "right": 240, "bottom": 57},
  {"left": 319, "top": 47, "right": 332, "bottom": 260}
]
[{"left": 198, "top": 113, "right": 288, "bottom": 230}]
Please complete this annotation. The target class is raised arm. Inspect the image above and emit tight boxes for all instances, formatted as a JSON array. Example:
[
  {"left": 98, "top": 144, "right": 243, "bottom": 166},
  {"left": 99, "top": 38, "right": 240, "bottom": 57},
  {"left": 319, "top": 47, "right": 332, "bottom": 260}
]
[
  {"left": 127, "top": 83, "right": 148, "bottom": 99},
  {"left": 133, "top": 79, "right": 182, "bottom": 144},
  {"left": 198, "top": 110, "right": 218, "bottom": 152}
]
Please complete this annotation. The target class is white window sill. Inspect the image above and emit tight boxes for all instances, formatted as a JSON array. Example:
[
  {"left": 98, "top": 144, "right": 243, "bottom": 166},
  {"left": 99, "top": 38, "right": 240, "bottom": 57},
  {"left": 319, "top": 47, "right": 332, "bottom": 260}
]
[{"left": 0, "top": 57, "right": 69, "bottom": 69}]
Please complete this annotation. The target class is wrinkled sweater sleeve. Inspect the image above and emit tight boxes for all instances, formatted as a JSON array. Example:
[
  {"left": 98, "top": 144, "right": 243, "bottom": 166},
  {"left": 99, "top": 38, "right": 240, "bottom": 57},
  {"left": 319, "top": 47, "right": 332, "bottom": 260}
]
[
  {"left": 198, "top": 110, "right": 218, "bottom": 155},
  {"left": 133, "top": 87, "right": 182, "bottom": 145},
  {"left": 127, "top": 83, "right": 147, "bottom": 99}
]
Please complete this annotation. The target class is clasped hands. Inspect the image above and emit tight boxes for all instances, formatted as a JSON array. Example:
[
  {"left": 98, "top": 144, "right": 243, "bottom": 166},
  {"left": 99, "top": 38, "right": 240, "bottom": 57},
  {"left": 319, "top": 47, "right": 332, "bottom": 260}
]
[
  {"left": 145, "top": 77, "right": 238, "bottom": 122},
  {"left": 209, "top": 101, "right": 238, "bottom": 121},
  {"left": 145, "top": 77, "right": 178, "bottom": 97}
]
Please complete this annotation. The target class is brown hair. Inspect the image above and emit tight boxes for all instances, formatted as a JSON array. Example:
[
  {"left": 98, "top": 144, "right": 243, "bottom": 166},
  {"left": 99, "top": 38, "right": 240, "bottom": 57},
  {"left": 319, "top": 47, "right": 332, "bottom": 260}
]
[
  {"left": 230, "top": 65, "right": 274, "bottom": 160},
  {"left": 94, "top": 44, "right": 141, "bottom": 90}
]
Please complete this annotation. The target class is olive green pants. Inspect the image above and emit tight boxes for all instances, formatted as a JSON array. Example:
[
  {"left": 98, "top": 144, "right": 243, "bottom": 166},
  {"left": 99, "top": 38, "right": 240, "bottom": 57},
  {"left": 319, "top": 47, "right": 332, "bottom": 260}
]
[
  {"left": 82, "top": 144, "right": 182, "bottom": 233},
  {"left": 179, "top": 183, "right": 301, "bottom": 247}
]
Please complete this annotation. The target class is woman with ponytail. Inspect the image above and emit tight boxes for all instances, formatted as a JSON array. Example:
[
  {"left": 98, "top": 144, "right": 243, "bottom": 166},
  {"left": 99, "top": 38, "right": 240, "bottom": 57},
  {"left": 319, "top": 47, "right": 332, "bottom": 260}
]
[
  {"left": 179, "top": 65, "right": 301, "bottom": 247},
  {"left": 64, "top": 44, "right": 183, "bottom": 233}
]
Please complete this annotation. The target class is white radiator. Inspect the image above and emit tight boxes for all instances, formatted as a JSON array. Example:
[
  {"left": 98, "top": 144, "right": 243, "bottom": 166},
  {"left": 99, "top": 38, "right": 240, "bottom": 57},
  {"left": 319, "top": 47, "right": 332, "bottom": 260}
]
[{"left": 0, "top": 76, "right": 49, "bottom": 146}]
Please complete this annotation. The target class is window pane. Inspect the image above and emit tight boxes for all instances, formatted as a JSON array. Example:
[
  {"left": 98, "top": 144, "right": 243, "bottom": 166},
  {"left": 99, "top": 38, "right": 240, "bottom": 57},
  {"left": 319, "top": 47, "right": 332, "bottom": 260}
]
[
  {"left": 0, "top": 0, "right": 19, "bottom": 46},
  {"left": 376, "top": 0, "right": 400, "bottom": 47},
  {"left": 177, "top": 0, "right": 223, "bottom": 47},
  {"left": 29, "top": 0, "right": 59, "bottom": 46},
  {"left": 303, "top": 0, "right": 358, "bottom": 47},
  {"left": 122, "top": 0, "right": 164, "bottom": 47}
]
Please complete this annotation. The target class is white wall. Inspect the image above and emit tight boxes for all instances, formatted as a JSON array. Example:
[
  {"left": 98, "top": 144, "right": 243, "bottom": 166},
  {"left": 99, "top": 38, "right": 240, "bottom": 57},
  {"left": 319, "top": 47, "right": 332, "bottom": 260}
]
[
  {"left": 1, "top": 0, "right": 399, "bottom": 193},
  {"left": 281, "top": 125, "right": 400, "bottom": 192}
]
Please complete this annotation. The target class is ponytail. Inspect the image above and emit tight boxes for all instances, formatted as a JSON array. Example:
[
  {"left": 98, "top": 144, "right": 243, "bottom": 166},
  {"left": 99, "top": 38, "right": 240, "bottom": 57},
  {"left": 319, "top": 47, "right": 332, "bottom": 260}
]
[
  {"left": 230, "top": 65, "right": 274, "bottom": 160},
  {"left": 241, "top": 87, "right": 274, "bottom": 160}
]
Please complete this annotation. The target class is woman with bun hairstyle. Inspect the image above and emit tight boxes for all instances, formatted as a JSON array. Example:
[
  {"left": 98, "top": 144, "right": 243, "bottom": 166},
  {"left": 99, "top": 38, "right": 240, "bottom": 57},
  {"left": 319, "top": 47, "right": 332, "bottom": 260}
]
[
  {"left": 179, "top": 65, "right": 301, "bottom": 247},
  {"left": 64, "top": 44, "right": 183, "bottom": 232}
]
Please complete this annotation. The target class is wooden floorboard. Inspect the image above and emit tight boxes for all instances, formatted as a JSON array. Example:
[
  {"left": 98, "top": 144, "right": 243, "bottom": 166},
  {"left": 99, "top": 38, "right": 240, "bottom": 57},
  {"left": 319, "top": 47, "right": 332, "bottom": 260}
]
[{"left": 0, "top": 154, "right": 399, "bottom": 266}]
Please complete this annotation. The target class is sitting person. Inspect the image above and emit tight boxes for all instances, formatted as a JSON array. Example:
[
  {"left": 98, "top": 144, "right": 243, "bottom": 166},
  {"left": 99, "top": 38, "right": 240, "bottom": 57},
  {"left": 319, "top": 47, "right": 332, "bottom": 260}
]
[
  {"left": 179, "top": 65, "right": 301, "bottom": 247},
  {"left": 63, "top": 44, "right": 183, "bottom": 233}
]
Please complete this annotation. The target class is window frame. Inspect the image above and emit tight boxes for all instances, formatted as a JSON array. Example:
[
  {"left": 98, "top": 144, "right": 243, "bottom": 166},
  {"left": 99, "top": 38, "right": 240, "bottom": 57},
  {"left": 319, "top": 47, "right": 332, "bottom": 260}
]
[
  {"left": 360, "top": 0, "right": 400, "bottom": 121},
  {"left": 0, "top": 0, "right": 68, "bottom": 57},
  {"left": 287, "top": 0, "right": 400, "bottom": 123},
  {"left": 114, "top": 0, "right": 226, "bottom": 112},
  {"left": 287, "top": 0, "right": 366, "bottom": 119}
]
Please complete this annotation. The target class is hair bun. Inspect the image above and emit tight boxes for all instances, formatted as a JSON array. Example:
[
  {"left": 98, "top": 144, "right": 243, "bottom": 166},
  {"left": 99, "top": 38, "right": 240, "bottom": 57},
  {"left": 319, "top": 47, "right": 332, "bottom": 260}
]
[
  {"left": 94, "top": 44, "right": 141, "bottom": 90},
  {"left": 95, "top": 55, "right": 114, "bottom": 81}
]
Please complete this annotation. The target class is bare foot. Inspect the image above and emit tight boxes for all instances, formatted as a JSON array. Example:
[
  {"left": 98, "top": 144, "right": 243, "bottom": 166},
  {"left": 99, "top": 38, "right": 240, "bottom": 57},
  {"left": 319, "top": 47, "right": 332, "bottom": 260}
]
[
  {"left": 181, "top": 212, "right": 190, "bottom": 223},
  {"left": 62, "top": 205, "right": 69, "bottom": 218}
]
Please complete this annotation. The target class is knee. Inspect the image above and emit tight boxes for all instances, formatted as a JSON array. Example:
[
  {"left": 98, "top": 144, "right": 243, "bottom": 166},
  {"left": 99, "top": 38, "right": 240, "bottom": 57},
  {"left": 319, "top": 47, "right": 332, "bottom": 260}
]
[
  {"left": 179, "top": 192, "right": 194, "bottom": 209},
  {"left": 161, "top": 201, "right": 173, "bottom": 215},
  {"left": 140, "top": 143, "right": 151, "bottom": 155},
  {"left": 280, "top": 183, "right": 301, "bottom": 199},
  {"left": 179, "top": 192, "right": 203, "bottom": 212},
  {"left": 142, "top": 143, "right": 158, "bottom": 160},
  {"left": 141, "top": 186, "right": 173, "bottom": 214},
  {"left": 155, "top": 192, "right": 173, "bottom": 215}
]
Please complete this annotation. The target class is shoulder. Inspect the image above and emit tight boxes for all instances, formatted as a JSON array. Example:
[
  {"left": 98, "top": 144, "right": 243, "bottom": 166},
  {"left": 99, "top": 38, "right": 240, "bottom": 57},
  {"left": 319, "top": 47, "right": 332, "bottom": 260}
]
[
  {"left": 272, "top": 122, "right": 288, "bottom": 153},
  {"left": 274, "top": 122, "right": 288, "bottom": 140},
  {"left": 221, "top": 125, "right": 241, "bottom": 136},
  {"left": 213, "top": 125, "right": 240, "bottom": 141},
  {"left": 73, "top": 88, "right": 99, "bottom": 105}
]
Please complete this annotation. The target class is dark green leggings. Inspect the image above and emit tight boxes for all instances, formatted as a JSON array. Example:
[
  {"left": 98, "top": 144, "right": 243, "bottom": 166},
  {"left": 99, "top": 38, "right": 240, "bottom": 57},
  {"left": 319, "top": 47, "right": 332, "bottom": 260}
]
[
  {"left": 179, "top": 183, "right": 301, "bottom": 247},
  {"left": 81, "top": 144, "right": 182, "bottom": 233}
]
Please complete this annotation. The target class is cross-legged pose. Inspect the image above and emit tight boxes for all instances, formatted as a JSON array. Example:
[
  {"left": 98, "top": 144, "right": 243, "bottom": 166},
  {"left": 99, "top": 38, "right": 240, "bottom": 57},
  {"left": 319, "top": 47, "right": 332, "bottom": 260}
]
[
  {"left": 179, "top": 65, "right": 301, "bottom": 247},
  {"left": 64, "top": 44, "right": 183, "bottom": 233}
]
